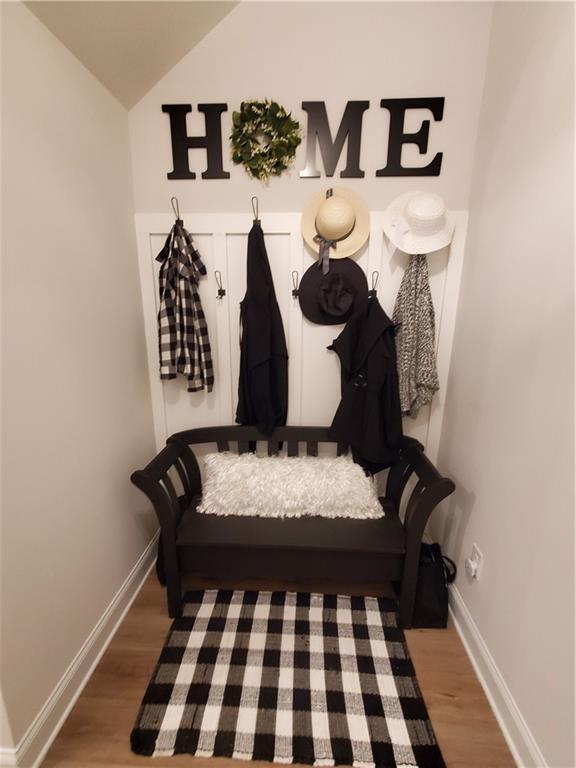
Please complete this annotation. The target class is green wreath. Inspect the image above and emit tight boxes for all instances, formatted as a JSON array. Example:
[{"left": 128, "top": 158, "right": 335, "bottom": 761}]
[{"left": 230, "top": 100, "right": 302, "bottom": 181}]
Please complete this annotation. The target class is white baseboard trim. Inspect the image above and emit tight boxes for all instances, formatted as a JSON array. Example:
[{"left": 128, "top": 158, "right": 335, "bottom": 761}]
[
  {"left": 11, "top": 532, "right": 159, "bottom": 768},
  {"left": 449, "top": 584, "right": 547, "bottom": 768},
  {"left": 0, "top": 748, "right": 18, "bottom": 766}
]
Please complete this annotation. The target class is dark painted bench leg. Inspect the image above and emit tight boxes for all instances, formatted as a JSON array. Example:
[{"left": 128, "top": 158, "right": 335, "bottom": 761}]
[
  {"left": 166, "top": 569, "right": 182, "bottom": 618},
  {"left": 161, "top": 532, "right": 182, "bottom": 618},
  {"left": 156, "top": 533, "right": 166, "bottom": 586},
  {"left": 398, "top": 543, "right": 420, "bottom": 629},
  {"left": 398, "top": 587, "right": 416, "bottom": 629}
]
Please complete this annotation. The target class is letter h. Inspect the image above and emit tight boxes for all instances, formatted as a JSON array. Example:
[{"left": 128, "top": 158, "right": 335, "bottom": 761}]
[{"left": 162, "top": 103, "right": 230, "bottom": 180}]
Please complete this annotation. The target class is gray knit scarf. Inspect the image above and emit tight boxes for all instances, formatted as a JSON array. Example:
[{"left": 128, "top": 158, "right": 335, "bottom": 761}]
[{"left": 392, "top": 254, "right": 439, "bottom": 417}]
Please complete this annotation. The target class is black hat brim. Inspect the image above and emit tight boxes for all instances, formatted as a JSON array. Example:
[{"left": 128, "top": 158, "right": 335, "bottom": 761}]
[{"left": 298, "top": 258, "right": 368, "bottom": 325}]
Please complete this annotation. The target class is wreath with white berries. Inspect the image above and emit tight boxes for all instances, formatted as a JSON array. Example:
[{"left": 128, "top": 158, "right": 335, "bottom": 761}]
[{"left": 230, "top": 100, "right": 302, "bottom": 181}]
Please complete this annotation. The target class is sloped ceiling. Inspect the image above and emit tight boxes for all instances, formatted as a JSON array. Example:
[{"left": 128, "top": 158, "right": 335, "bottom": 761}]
[{"left": 25, "top": 1, "right": 238, "bottom": 108}]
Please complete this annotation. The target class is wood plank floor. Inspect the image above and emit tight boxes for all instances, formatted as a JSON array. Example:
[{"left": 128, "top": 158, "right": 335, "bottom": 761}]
[{"left": 42, "top": 572, "right": 515, "bottom": 768}]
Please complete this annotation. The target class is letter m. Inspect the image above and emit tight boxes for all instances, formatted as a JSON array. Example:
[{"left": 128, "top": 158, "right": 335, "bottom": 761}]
[{"left": 300, "top": 101, "right": 369, "bottom": 178}]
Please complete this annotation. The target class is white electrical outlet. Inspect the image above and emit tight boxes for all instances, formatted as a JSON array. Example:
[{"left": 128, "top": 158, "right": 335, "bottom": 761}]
[{"left": 465, "top": 543, "right": 483, "bottom": 580}]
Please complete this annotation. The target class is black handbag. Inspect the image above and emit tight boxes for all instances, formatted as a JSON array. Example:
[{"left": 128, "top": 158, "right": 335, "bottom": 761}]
[{"left": 412, "top": 542, "right": 457, "bottom": 628}]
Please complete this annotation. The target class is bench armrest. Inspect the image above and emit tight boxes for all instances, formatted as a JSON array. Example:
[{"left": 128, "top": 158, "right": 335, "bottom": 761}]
[
  {"left": 403, "top": 477, "right": 455, "bottom": 540},
  {"left": 394, "top": 456, "right": 455, "bottom": 628},
  {"left": 130, "top": 439, "right": 202, "bottom": 536}
]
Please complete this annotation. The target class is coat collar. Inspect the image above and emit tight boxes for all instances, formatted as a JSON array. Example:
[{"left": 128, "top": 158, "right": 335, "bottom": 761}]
[{"left": 329, "top": 296, "right": 394, "bottom": 373}]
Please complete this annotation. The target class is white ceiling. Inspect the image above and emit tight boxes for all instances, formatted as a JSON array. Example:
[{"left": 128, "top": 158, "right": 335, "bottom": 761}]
[{"left": 25, "top": 1, "right": 238, "bottom": 108}]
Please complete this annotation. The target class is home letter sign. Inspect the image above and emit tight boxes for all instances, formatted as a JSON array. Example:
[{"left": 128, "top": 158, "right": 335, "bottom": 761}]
[{"left": 162, "top": 98, "right": 445, "bottom": 179}]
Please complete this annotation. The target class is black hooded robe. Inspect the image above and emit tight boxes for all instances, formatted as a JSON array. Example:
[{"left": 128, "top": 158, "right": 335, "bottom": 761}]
[
  {"left": 236, "top": 221, "right": 288, "bottom": 436},
  {"left": 328, "top": 295, "right": 403, "bottom": 472}
]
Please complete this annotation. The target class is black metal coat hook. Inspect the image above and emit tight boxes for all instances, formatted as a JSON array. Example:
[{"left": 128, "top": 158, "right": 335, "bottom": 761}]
[
  {"left": 368, "top": 270, "right": 379, "bottom": 298},
  {"left": 215, "top": 270, "right": 226, "bottom": 299},
  {"left": 292, "top": 271, "right": 300, "bottom": 298},
  {"left": 171, "top": 196, "right": 182, "bottom": 224},
  {"left": 251, "top": 196, "right": 260, "bottom": 224}
]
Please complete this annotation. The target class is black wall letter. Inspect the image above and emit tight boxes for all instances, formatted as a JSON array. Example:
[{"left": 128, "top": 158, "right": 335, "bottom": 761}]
[
  {"left": 162, "top": 103, "right": 230, "bottom": 179},
  {"left": 300, "top": 101, "right": 369, "bottom": 178},
  {"left": 376, "top": 98, "right": 444, "bottom": 177}
]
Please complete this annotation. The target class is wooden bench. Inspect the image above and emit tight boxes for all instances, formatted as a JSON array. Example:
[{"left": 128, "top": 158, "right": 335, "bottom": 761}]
[{"left": 131, "top": 426, "right": 455, "bottom": 628}]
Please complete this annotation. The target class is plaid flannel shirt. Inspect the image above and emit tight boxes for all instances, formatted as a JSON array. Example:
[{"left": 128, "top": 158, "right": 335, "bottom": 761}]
[{"left": 156, "top": 222, "right": 214, "bottom": 393}]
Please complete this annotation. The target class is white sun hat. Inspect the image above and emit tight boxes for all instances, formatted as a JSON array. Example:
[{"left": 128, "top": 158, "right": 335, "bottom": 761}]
[
  {"left": 302, "top": 187, "right": 370, "bottom": 263},
  {"left": 383, "top": 191, "right": 454, "bottom": 255}
]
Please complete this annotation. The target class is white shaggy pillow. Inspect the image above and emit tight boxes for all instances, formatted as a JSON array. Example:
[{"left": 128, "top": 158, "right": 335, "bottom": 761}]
[{"left": 197, "top": 452, "right": 384, "bottom": 519}]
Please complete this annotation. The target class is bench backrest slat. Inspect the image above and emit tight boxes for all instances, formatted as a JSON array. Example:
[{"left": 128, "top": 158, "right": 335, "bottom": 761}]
[{"left": 173, "top": 425, "right": 336, "bottom": 446}]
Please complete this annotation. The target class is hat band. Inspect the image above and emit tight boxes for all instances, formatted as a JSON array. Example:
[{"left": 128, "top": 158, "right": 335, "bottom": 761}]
[
  {"left": 313, "top": 221, "right": 355, "bottom": 275},
  {"left": 313, "top": 234, "right": 337, "bottom": 275}
]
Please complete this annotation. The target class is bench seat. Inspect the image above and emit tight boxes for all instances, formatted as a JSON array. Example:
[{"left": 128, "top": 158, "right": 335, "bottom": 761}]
[{"left": 176, "top": 501, "right": 404, "bottom": 554}]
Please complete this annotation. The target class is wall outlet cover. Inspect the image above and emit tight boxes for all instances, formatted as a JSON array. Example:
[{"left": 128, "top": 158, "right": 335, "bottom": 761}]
[{"left": 471, "top": 543, "right": 483, "bottom": 578}]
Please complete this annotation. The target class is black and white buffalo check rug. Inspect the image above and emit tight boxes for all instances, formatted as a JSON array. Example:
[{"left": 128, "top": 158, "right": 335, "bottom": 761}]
[{"left": 131, "top": 590, "right": 445, "bottom": 768}]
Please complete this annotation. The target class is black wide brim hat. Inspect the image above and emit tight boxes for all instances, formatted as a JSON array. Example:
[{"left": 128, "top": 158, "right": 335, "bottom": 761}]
[{"left": 299, "top": 258, "right": 368, "bottom": 325}]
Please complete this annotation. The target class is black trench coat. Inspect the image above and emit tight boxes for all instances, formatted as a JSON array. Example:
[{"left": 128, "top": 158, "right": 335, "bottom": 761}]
[
  {"left": 328, "top": 295, "right": 403, "bottom": 472},
  {"left": 236, "top": 221, "right": 288, "bottom": 435}
]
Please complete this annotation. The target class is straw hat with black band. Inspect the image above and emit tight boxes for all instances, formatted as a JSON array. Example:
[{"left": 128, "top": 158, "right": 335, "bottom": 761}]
[
  {"left": 299, "top": 187, "right": 370, "bottom": 325},
  {"left": 301, "top": 186, "right": 370, "bottom": 271}
]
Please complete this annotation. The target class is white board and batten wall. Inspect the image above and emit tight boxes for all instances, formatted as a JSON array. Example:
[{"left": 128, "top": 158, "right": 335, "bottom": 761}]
[
  {"left": 135, "top": 209, "right": 467, "bottom": 470},
  {"left": 129, "top": 0, "right": 486, "bottom": 471}
]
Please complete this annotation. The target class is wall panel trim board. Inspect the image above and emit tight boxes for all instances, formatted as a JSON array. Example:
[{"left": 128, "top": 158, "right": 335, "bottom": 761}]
[
  {"left": 4, "top": 534, "right": 159, "bottom": 768},
  {"left": 449, "top": 586, "right": 547, "bottom": 768},
  {"left": 134, "top": 211, "right": 468, "bottom": 463}
]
